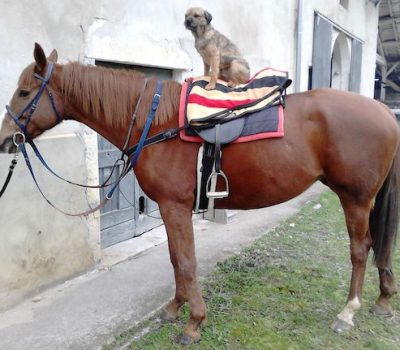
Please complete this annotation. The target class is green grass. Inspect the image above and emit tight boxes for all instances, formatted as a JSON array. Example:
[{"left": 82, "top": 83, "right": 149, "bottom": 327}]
[{"left": 104, "top": 191, "right": 400, "bottom": 350}]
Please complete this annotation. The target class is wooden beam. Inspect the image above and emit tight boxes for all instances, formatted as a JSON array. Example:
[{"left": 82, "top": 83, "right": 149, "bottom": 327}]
[
  {"left": 376, "top": 53, "right": 387, "bottom": 67},
  {"left": 377, "top": 35, "right": 385, "bottom": 57},
  {"left": 387, "top": 61, "right": 400, "bottom": 75},
  {"left": 379, "top": 16, "right": 400, "bottom": 27},
  {"left": 381, "top": 39, "right": 400, "bottom": 47}
]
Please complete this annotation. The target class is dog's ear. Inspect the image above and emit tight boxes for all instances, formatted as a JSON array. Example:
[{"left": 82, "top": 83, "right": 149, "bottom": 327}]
[{"left": 204, "top": 10, "right": 212, "bottom": 24}]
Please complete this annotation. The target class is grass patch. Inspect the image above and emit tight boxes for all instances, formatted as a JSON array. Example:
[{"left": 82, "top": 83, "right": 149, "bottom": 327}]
[{"left": 104, "top": 191, "right": 400, "bottom": 350}]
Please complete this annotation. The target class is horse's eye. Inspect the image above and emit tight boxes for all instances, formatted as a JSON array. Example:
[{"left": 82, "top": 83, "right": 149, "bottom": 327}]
[{"left": 19, "top": 90, "right": 30, "bottom": 97}]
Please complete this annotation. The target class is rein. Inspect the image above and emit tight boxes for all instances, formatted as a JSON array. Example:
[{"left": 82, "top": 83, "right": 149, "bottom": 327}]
[
  {"left": 0, "top": 133, "right": 25, "bottom": 198},
  {"left": 19, "top": 80, "right": 163, "bottom": 216},
  {"left": 24, "top": 78, "right": 150, "bottom": 191},
  {"left": 0, "top": 62, "right": 62, "bottom": 200},
  {"left": 3, "top": 62, "right": 164, "bottom": 216}
]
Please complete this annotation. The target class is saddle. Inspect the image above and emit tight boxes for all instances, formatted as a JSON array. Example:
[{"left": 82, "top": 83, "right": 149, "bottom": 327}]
[{"left": 179, "top": 68, "right": 292, "bottom": 211}]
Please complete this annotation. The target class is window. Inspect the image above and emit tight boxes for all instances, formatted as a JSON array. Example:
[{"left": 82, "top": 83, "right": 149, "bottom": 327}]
[{"left": 95, "top": 60, "right": 173, "bottom": 80}]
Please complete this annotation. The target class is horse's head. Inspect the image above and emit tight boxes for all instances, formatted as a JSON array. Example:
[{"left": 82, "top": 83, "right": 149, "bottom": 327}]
[{"left": 0, "top": 43, "right": 62, "bottom": 153}]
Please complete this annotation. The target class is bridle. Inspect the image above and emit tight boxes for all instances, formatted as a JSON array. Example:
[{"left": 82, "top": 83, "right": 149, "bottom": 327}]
[
  {"left": 0, "top": 62, "right": 62, "bottom": 199},
  {"left": 5, "top": 62, "right": 62, "bottom": 139},
  {"left": 0, "top": 63, "right": 183, "bottom": 215},
  {"left": 0, "top": 62, "right": 165, "bottom": 215}
]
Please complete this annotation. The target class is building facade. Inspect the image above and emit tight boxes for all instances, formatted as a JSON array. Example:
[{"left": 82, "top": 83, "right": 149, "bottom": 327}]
[{"left": 0, "top": 0, "right": 379, "bottom": 310}]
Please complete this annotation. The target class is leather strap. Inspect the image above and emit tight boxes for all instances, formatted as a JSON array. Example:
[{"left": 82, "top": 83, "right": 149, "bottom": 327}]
[
  {"left": 214, "top": 124, "right": 222, "bottom": 173},
  {"left": 0, "top": 152, "right": 19, "bottom": 198}
]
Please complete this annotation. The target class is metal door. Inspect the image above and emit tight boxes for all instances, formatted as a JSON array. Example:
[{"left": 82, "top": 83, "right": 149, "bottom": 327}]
[
  {"left": 98, "top": 137, "right": 137, "bottom": 248},
  {"left": 96, "top": 61, "right": 172, "bottom": 248},
  {"left": 349, "top": 39, "right": 363, "bottom": 93},
  {"left": 312, "top": 14, "right": 333, "bottom": 89}
]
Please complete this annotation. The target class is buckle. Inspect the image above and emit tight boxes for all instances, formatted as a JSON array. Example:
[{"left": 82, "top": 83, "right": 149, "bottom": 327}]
[
  {"left": 12, "top": 132, "right": 26, "bottom": 147},
  {"left": 151, "top": 93, "right": 161, "bottom": 111}
]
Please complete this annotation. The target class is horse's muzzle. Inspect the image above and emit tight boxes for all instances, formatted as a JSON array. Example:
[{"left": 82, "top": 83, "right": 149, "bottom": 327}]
[{"left": 0, "top": 137, "right": 17, "bottom": 154}]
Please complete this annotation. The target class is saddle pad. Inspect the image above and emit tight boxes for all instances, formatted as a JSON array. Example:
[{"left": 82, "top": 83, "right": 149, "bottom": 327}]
[
  {"left": 182, "top": 68, "right": 289, "bottom": 126},
  {"left": 179, "top": 103, "right": 284, "bottom": 144}
]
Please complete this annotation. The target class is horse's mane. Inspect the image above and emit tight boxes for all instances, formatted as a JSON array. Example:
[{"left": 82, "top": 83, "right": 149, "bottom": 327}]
[{"left": 60, "top": 62, "right": 181, "bottom": 129}]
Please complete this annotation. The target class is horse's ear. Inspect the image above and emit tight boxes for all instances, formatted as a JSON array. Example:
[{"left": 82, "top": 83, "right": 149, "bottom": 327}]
[
  {"left": 33, "top": 43, "right": 47, "bottom": 72},
  {"left": 48, "top": 49, "right": 58, "bottom": 63}
]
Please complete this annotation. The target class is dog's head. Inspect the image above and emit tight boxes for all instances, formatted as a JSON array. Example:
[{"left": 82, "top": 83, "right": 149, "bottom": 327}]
[{"left": 184, "top": 7, "right": 212, "bottom": 35}]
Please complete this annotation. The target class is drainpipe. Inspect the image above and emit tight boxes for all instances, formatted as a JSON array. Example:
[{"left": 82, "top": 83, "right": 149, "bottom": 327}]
[{"left": 295, "top": 0, "right": 304, "bottom": 92}]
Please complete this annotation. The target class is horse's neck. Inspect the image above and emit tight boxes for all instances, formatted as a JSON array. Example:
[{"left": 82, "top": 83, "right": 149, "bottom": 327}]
[
  {"left": 61, "top": 89, "right": 132, "bottom": 151},
  {"left": 61, "top": 64, "right": 142, "bottom": 149},
  {"left": 60, "top": 63, "right": 180, "bottom": 149},
  {"left": 71, "top": 110, "right": 128, "bottom": 150}
]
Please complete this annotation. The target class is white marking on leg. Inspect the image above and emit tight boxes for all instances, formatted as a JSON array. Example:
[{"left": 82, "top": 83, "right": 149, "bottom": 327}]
[{"left": 337, "top": 297, "right": 361, "bottom": 326}]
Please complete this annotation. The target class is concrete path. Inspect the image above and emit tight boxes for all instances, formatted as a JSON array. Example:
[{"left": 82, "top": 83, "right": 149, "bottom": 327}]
[{"left": 0, "top": 183, "right": 326, "bottom": 350}]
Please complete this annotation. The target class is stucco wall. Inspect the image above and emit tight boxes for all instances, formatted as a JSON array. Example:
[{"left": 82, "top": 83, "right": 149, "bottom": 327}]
[
  {"left": 0, "top": 1, "right": 102, "bottom": 310},
  {"left": 0, "top": 0, "right": 379, "bottom": 310}
]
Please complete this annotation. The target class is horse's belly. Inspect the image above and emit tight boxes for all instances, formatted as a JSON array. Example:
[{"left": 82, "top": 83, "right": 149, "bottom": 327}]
[{"left": 212, "top": 140, "right": 320, "bottom": 210}]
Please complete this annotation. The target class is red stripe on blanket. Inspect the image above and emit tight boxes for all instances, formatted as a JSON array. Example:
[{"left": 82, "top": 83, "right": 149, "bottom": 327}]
[{"left": 188, "top": 93, "right": 256, "bottom": 109}]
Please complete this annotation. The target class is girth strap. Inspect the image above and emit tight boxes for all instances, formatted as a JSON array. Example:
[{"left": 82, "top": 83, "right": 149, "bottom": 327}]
[{"left": 123, "top": 126, "right": 185, "bottom": 158}]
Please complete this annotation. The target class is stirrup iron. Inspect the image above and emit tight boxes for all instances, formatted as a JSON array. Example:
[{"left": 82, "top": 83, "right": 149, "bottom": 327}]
[{"left": 206, "top": 170, "right": 229, "bottom": 199}]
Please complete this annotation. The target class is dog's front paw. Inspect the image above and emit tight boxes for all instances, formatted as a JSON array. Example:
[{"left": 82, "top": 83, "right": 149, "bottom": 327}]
[
  {"left": 205, "top": 82, "right": 216, "bottom": 90},
  {"left": 227, "top": 81, "right": 237, "bottom": 88}
]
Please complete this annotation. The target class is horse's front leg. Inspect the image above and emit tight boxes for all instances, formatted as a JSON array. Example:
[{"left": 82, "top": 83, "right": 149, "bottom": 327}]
[{"left": 159, "top": 201, "right": 206, "bottom": 344}]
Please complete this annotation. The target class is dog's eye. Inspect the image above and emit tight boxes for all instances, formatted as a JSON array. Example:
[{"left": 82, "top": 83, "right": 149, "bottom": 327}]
[
  {"left": 19, "top": 90, "right": 30, "bottom": 97},
  {"left": 194, "top": 14, "right": 200, "bottom": 18}
]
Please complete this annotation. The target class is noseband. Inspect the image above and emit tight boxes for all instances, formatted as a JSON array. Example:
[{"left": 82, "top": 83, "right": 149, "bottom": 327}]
[{"left": 5, "top": 62, "right": 62, "bottom": 139}]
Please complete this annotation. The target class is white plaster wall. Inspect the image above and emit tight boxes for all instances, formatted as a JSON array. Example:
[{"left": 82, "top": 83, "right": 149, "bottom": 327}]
[
  {"left": 0, "top": 0, "right": 379, "bottom": 310},
  {"left": 0, "top": 0, "right": 102, "bottom": 310},
  {"left": 83, "top": 1, "right": 296, "bottom": 84}
]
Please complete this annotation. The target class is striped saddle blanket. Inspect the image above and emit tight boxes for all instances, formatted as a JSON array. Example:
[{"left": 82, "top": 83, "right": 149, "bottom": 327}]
[
  {"left": 179, "top": 68, "right": 291, "bottom": 143},
  {"left": 182, "top": 68, "right": 290, "bottom": 127}
]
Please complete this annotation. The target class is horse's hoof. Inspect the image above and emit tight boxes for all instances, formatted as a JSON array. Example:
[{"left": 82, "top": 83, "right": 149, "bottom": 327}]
[
  {"left": 331, "top": 318, "right": 353, "bottom": 333},
  {"left": 370, "top": 303, "right": 394, "bottom": 317},
  {"left": 179, "top": 334, "right": 200, "bottom": 346},
  {"left": 160, "top": 309, "right": 178, "bottom": 322}
]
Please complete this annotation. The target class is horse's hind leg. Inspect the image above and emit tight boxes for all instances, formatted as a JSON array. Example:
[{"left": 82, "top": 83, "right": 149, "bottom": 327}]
[
  {"left": 371, "top": 267, "right": 397, "bottom": 316},
  {"left": 331, "top": 198, "right": 373, "bottom": 333},
  {"left": 159, "top": 201, "right": 206, "bottom": 344}
]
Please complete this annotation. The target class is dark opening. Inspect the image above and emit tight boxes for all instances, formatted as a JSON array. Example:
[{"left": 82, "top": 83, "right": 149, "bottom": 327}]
[
  {"left": 308, "top": 66, "right": 313, "bottom": 90},
  {"left": 95, "top": 60, "right": 173, "bottom": 80},
  {"left": 139, "top": 196, "right": 145, "bottom": 214}
]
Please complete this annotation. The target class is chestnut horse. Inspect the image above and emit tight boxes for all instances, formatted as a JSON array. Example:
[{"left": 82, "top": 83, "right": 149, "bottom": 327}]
[{"left": 0, "top": 44, "right": 399, "bottom": 344}]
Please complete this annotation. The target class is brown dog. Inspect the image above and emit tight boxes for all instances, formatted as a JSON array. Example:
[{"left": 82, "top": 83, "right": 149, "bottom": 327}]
[{"left": 184, "top": 7, "right": 250, "bottom": 90}]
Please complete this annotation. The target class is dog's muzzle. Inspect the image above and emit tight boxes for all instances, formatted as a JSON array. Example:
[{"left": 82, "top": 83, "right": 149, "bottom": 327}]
[{"left": 185, "top": 18, "right": 195, "bottom": 30}]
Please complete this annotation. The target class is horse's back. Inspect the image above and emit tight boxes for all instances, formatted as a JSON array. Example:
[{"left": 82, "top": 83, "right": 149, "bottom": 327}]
[
  {"left": 216, "top": 88, "right": 400, "bottom": 209},
  {"left": 302, "top": 88, "right": 399, "bottom": 137},
  {"left": 286, "top": 88, "right": 400, "bottom": 196}
]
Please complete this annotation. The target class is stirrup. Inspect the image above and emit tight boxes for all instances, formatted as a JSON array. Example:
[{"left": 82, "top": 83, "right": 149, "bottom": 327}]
[{"left": 206, "top": 170, "right": 229, "bottom": 199}]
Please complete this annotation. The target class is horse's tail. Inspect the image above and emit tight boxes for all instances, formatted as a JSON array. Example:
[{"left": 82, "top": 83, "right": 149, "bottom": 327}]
[{"left": 370, "top": 146, "right": 400, "bottom": 268}]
